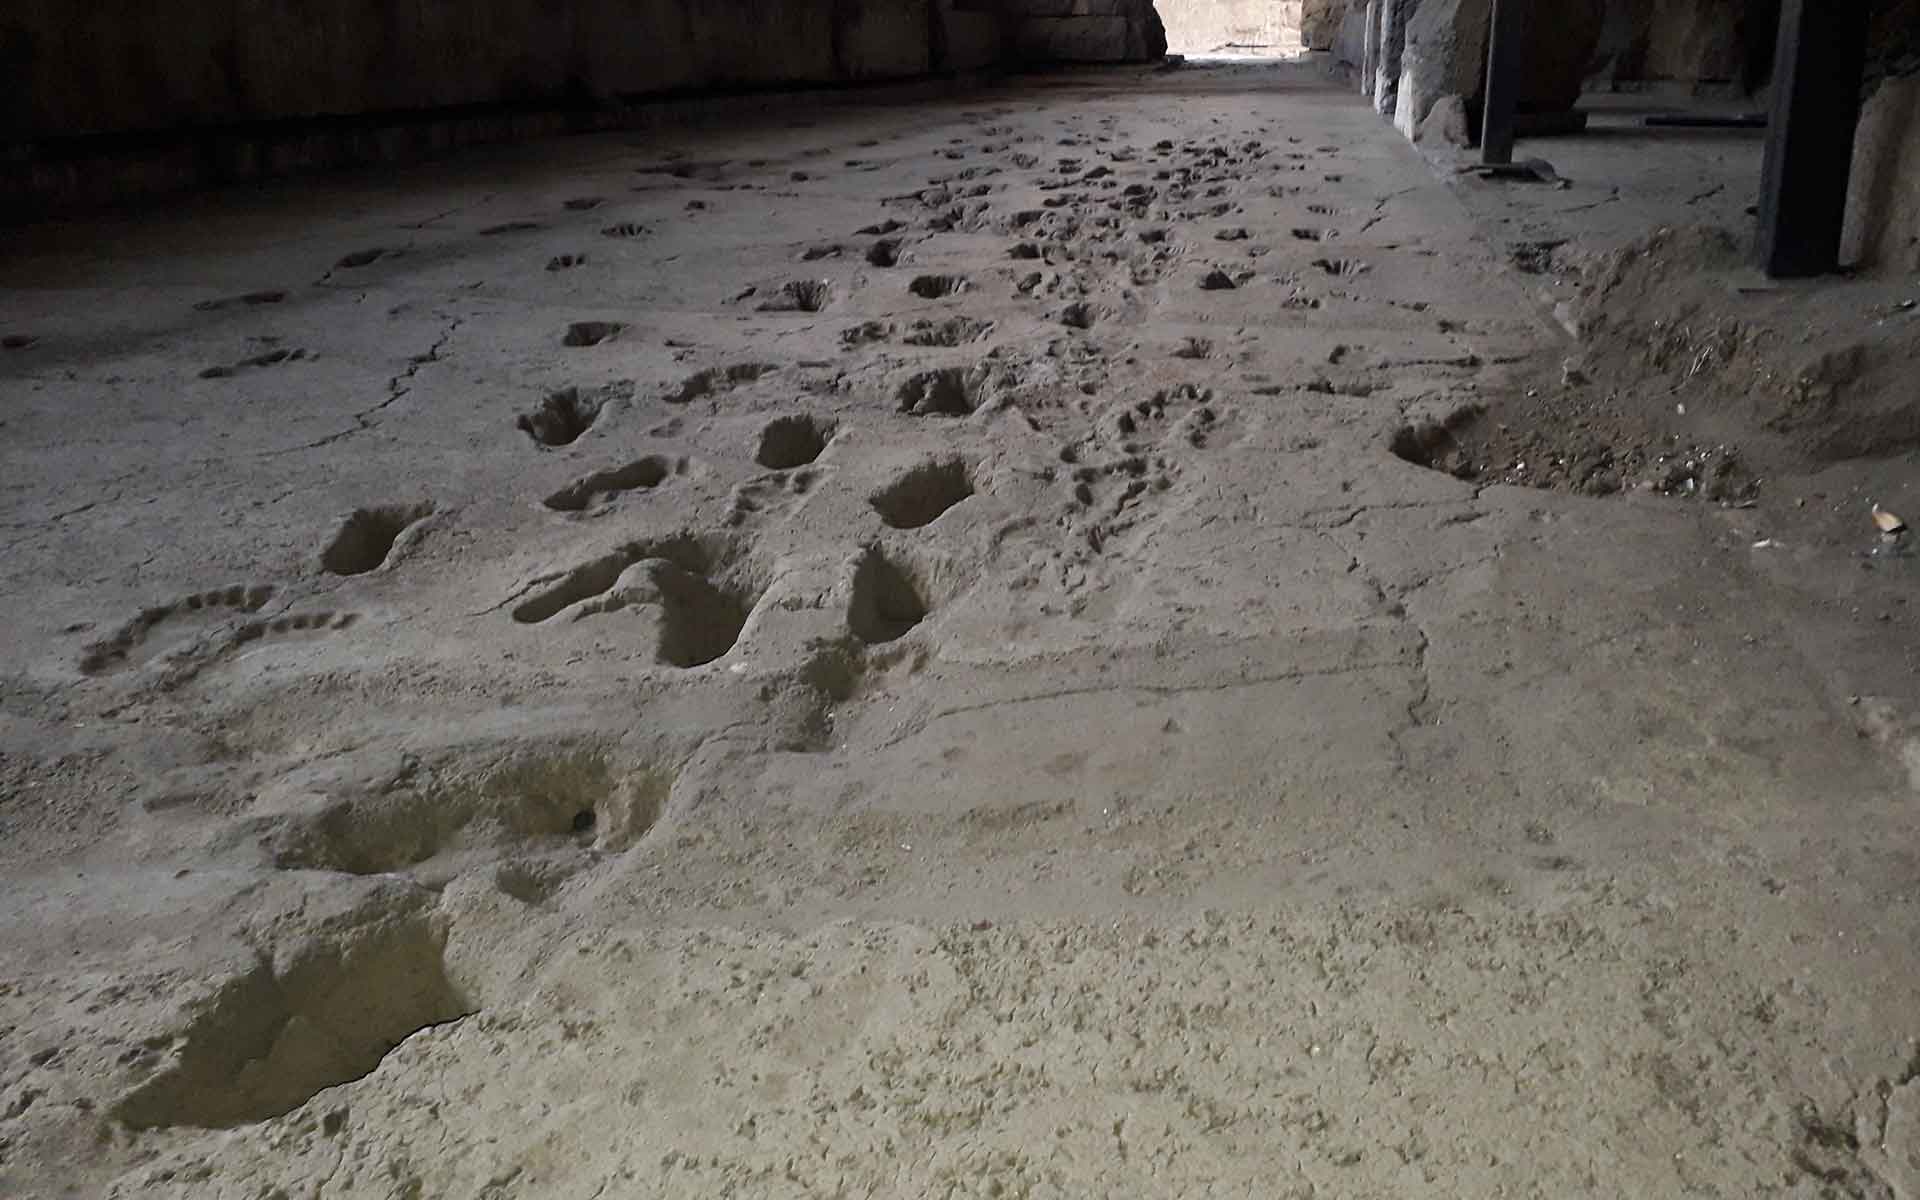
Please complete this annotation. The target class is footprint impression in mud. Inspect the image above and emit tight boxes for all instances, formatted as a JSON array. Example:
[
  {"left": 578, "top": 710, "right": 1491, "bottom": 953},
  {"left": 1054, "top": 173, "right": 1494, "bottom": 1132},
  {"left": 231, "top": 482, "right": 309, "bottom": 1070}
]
[
  {"left": 544, "top": 457, "right": 684, "bottom": 513},
  {"left": 562, "top": 321, "right": 624, "bottom": 347},
  {"left": 79, "top": 585, "right": 358, "bottom": 677},
  {"left": 757, "top": 280, "right": 833, "bottom": 313},
  {"left": 267, "top": 746, "right": 672, "bottom": 882},
  {"left": 199, "top": 346, "right": 307, "bottom": 379},
  {"left": 509, "top": 534, "right": 762, "bottom": 670},
  {"left": 870, "top": 459, "right": 974, "bottom": 530},
  {"left": 517, "top": 385, "right": 626, "bottom": 446},
  {"left": 79, "top": 501, "right": 437, "bottom": 677},
  {"left": 1062, "top": 385, "right": 1232, "bottom": 556},
  {"left": 728, "top": 468, "right": 820, "bottom": 527},
  {"left": 193, "top": 290, "right": 287, "bottom": 313},
  {"left": 79, "top": 585, "right": 275, "bottom": 675},
  {"left": 895, "top": 366, "right": 990, "bottom": 417},
  {"left": 662, "top": 363, "right": 779, "bottom": 405},
  {"left": 320, "top": 503, "right": 436, "bottom": 575}
]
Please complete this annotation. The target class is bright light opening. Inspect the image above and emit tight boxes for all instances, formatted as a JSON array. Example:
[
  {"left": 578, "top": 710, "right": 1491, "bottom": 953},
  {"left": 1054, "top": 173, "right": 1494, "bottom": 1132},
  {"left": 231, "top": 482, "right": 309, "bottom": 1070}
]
[{"left": 1158, "top": 0, "right": 1307, "bottom": 59}]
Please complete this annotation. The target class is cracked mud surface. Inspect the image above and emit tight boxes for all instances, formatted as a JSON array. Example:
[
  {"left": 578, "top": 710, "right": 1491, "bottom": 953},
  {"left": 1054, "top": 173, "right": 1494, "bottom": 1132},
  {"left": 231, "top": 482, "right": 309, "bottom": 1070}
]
[{"left": 2, "top": 60, "right": 1919, "bottom": 1199}]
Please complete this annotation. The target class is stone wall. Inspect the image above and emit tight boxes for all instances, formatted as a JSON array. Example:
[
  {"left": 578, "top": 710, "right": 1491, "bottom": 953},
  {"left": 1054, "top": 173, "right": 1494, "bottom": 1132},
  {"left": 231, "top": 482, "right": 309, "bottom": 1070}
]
[
  {"left": 1588, "top": 0, "right": 1777, "bottom": 88},
  {"left": 1301, "top": 0, "right": 1358, "bottom": 51},
  {"left": 0, "top": 0, "right": 1167, "bottom": 147},
  {"left": 1391, "top": 0, "right": 1604, "bottom": 136},
  {"left": 1005, "top": 0, "right": 1168, "bottom": 64},
  {"left": 2, "top": 0, "right": 978, "bottom": 143},
  {"left": 1590, "top": 0, "right": 1912, "bottom": 94}
]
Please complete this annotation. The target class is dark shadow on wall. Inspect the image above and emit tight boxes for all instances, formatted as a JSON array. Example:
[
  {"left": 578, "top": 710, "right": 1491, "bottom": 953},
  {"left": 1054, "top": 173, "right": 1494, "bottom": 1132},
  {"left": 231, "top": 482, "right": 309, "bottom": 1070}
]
[{"left": 0, "top": 0, "right": 1026, "bottom": 221}]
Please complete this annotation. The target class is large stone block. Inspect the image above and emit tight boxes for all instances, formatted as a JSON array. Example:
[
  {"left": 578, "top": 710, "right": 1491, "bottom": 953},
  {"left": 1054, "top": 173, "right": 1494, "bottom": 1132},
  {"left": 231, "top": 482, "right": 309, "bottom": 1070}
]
[
  {"left": 1844, "top": 73, "right": 1920, "bottom": 274},
  {"left": 1589, "top": 0, "right": 1774, "bottom": 87},
  {"left": 1302, "top": 0, "right": 1358, "bottom": 51},
  {"left": 1393, "top": 0, "right": 1604, "bottom": 139},
  {"left": 1011, "top": 0, "right": 1167, "bottom": 62},
  {"left": 935, "top": 0, "right": 1007, "bottom": 72},
  {"left": 1334, "top": 3, "right": 1368, "bottom": 70},
  {"left": 1373, "top": 0, "right": 1417, "bottom": 115},
  {"left": 836, "top": 0, "right": 934, "bottom": 78}
]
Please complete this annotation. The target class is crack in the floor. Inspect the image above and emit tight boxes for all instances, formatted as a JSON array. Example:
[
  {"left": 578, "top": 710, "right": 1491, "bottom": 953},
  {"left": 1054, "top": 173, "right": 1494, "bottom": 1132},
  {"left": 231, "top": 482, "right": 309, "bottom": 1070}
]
[
  {"left": 1307, "top": 495, "right": 1490, "bottom": 530},
  {"left": 263, "top": 313, "right": 463, "bottom": 456},
  {"left": 1550, "top": 187, "right": 1622, "bottom": 216},
  {"left": 867, "top": 657, "right": 1413, "bottom": 754}
]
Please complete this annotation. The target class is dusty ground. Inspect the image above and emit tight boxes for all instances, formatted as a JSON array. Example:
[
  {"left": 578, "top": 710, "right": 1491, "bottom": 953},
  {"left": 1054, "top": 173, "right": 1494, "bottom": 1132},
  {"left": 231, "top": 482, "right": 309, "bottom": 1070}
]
[{"left": 2, "top": 60, "right": 1918, "bottom": 1198}]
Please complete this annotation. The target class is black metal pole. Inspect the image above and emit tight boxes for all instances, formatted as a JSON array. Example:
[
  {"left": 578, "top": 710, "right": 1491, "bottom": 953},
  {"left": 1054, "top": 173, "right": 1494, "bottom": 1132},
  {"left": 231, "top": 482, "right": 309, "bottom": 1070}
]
[
  {"left": 1754, "top": 0, "right": 1871, "bottom": 277},
  {"left": 1480, "top": 0, "right": 1524, "bottom": 164}
]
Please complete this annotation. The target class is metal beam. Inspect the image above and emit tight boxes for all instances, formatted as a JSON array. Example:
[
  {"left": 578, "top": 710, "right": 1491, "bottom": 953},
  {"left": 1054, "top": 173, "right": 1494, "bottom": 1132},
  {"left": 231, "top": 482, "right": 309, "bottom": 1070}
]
[
  {"left": 1480, "top": 0, "right": 1524, "bottom": 165},
  {"left": 1754, "top": 0, "right": 1871, "bottom": 277}
]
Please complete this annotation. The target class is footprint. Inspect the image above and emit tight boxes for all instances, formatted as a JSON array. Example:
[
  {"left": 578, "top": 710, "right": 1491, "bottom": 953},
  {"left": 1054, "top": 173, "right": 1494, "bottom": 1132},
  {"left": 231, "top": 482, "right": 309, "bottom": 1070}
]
[
  {"left": 1196, "top": 269, "right": 1238, "bottom": 291},
  {"left": 847, "top": 547, "right": 931, "bottom": 645},
  {"left": 320, "top": 503, "right": 436, "bottom": 575},
  {"left": 1059, "top": 302, "right": 1099, "bottom": 331},
  {"left": 1063, "top": 385, "right": 1234, "bottom": 557},
  {"left": 663, "top": 363, "right": 779, "bottom": 404},
  {"left": 1064, "top": 457, "right": 1161, "bottom": 557},
  {"left": 755, "top": 415, "right": 836, "bottom": 470},
  {"left": 601, "top": 223, "right": 648, "bottom": 239},
  {"left": 895, "top": 366, "right": 987, "bottom": 417},
  {"left": 480, "top": 221, "right": 544, "bottom": 236},
  {"left": 1120, "top": 384, "right": 1226, "bottom": 450},
  {"left": 727, "top": 469, "right": 818, "bottom": 527},
  {"left": 2, "top": 334, "right": 38, "bottom": 351},
  {"left": 840, "top": 321, "right": 893, "bottom": 347},
  {"left": 268, "top": 747, "right": 644, "bottom": 880},
  {"left": 563, "top": 197, "right": 605, "bottom": 211},
  {"left": 756, "top": 280, "right": 833, "bottom": 313},
  {"left": 909, "top": 274, "right": 968, "bottom": 299},
  {"left": 546, "top": 254, "right": 587, "bottom": 271},
  {"left": 80, "top": 585, "right": 275, "bottom": 675},
  {"left": 334, "top": 248, "right": 387, "bottom": 269},
  {"left": 855, "top": 219, "right": 907, "bottom": 236},
  {"left": 193, "top": 290, "right": 288, "bottom": 313},
  {"left": 1313, "top": 257, "right": 1369, "bottom": 277},
  {"left": 234, "top": 611, "right": 360, "bottom": 645},
  {"left": 1171, "top": 337, "right": 1213, "bottom": 360},
  {"left": 870, "top": 459, "right": 974, "bottom": 529},
  {"left": 199, "top": 347, "right": 307, "bottom": 379},
  {"left": 562, "top": 321, "right": 624, "bottom": 348},
  {"left": 518, "top": 386, "right": 616, "bottom": 446},
  {"left": 543, "top": 457, "right": 679, "bottom": 512},
  {"left": 903, "top": 316, "right": 992, "bottom": 347},
  {"left": 1291, "top": 228, "right": 1325, "bottom": 242},
  {"left": 510, "top": 535, "right": 758, "bottom": 668},
  {"left": 866, "top": 239, "right": 903, "bottom": 267}
]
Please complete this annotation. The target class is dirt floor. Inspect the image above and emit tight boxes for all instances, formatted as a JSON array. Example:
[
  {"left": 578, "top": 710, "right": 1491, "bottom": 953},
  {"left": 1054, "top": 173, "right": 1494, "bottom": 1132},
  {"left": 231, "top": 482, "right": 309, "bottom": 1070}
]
[{"left": 2, "top": 59, "right": 1918, "bottom": 1198}]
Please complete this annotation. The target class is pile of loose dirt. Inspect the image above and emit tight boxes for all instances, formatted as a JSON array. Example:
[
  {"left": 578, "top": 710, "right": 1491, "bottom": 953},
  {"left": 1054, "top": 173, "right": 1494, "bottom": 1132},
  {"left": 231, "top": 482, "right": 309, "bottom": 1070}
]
[{"left": 1396, "top": 225, "right": 1920, "bottom": 501}]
